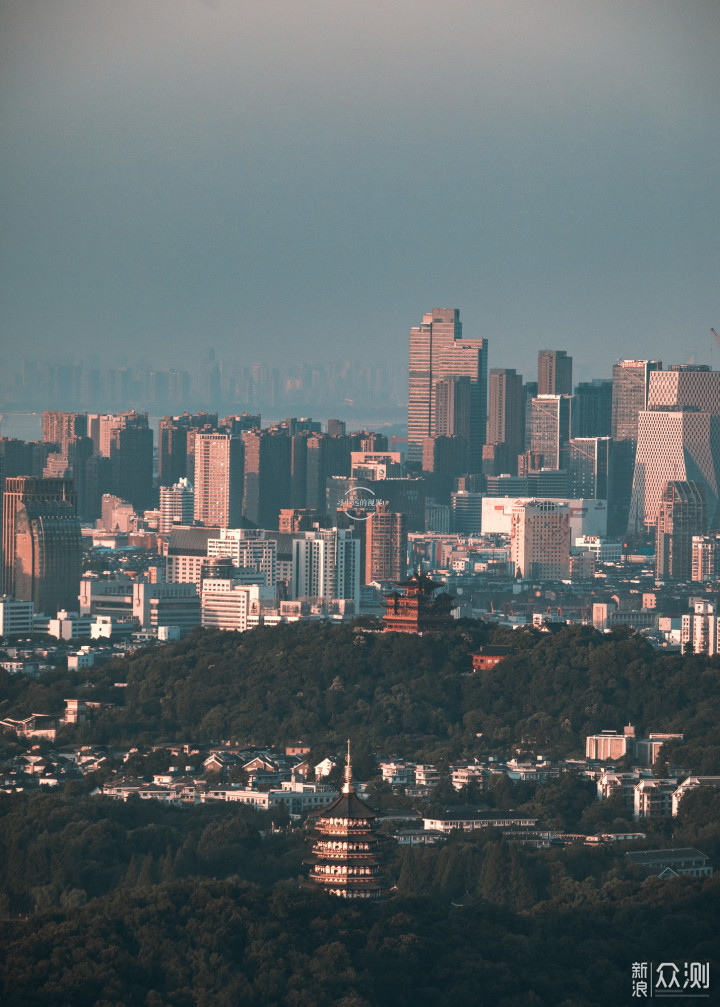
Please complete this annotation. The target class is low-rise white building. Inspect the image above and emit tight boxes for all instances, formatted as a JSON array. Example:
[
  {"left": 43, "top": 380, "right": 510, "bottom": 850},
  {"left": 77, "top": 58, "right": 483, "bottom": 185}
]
[{"left": 0, "top": 596, "right": 33, "bottom": 636}]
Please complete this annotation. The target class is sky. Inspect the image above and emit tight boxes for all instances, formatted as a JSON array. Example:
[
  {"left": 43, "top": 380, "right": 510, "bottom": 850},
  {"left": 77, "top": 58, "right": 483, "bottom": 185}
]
[{"left": 2, "top": 0, "right": 719, "bottom": 384}]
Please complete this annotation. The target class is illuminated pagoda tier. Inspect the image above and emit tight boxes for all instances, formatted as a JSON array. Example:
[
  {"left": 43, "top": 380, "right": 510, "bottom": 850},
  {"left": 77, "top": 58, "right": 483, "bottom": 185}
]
[
  {"left": 381, "top": 569, "right": 457, "bottom": 634},
  {"left": 306, "top": 742, "right": 383, "bottom": 899}
]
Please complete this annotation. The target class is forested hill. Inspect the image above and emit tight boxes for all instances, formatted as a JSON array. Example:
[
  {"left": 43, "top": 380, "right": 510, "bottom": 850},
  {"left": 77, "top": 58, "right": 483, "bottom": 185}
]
[{"left": 10, "top": 621, "right": 720, "bottom": 766}]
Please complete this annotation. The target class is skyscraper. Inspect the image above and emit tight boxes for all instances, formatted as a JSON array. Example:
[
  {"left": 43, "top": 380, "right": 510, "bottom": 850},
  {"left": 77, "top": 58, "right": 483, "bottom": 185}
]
[
  {"left": 571, "top": 380, "right": 612, "bottom": 438},
  {"left": 2, "top": 477, "right": 81, "bottom": 614},
  {"left": 611, "top": 360, "right": 663, "bottom": 442},
  {"left": 193, "top": 433, "right": 244, "bottom": 529},
  {"left": 242, "top": 429, "right": 292, "bottom": 529},
  {"left": 42, "top": 411, "right": 88, "bottom": 453},
  {"left": 528, "top": 395, "right": 572, "bottom": 470},
  {"left": 95, "top": 412, "right": 154, "bottom": 513},
  {"left": 291, "top": 527, "right": 360, "bottom": 607},
  {"left": 656, "top": 481, "right": 705, "bottom": 581},
  {"left": 158, "top": 413, "right": 218, "bottom": 486},
  {"left": 487, "top": 368, "right": 524, "bottom": 475},
  {"left": 538, "top": 350, "right": 572, "bottom": 396},
  {"left": 628, "top": 368, "right": 720, "bottom": 534},
  {"left": 569, "top": 437, "right": 612, "bottom": 500},
  {"left": 407, "top": 309, "right": 488, "bottom": 466}
]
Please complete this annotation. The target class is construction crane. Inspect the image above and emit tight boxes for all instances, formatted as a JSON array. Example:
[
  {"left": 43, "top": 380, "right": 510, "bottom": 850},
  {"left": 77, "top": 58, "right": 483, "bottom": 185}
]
[{"left": 713, "top": 328, "right": 720, "bottom": 351}]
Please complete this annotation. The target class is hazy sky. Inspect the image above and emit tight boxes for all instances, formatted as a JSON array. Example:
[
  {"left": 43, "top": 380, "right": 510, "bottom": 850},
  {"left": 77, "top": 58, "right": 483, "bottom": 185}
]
[{"left": 2, "top": 0, "right": 719, "bottom": 383}]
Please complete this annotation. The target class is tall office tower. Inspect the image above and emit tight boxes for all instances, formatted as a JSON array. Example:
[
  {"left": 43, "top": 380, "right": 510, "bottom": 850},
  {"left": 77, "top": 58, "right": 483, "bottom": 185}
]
[
  {"left": 450, "top": 490, "right": 484, "bottom": 535},
  {"left": 510, "top": 499, "right": 570, "bottom": 581},
  {"left": 407, "top": 308, "right": 488, "bottom": 466},
  {"left": 242, "top": 429, "right": 292, "bottom": 529},
  {"left": 569, "top": 437, "right": 612, "bottom": 500},
  {"left": 538, "top": 350, "right": 572, "bottom": 396},
  {"left": 656, "top": 481, "right": 705, "bottom": 581},
  {"left": 611, "top": 360, "right": 663, "bottom": 442},
  {"left": 364, "top": 504, "right": 407, "bottom": 584},
  {"left": 42, "top": 411, "right": 88, "bottom": 453},
  {"left": 327, "top": 419, "right": 346, "bottom": 436},
  {"left": 692, "top": 535, "right": 720, "bottom": 582},
  {"left": 571, "top": 380, "right": 612, "bottom": 438},
  {"left": 628, "top": 368, "right": 720, "bottom": 534},
  {"left": 291, "top": 527, "right": 360, "bottom": 607},
  {"left": 158, "top": 413, "right": 219, "bottom": 486},
  {"left": 159, "top": 478, "right": 195, "bottom": 536},
  {"left": 522, "top": 381, "right": 538, "bottom": 461},
  {"left": 193, "top": 433, "right": 244, "bottom": 529},
  {"left": 435, "top": 376, "right": 478, "bottom": 469},
  {"left": 528, "top": 395, "right": 572, "bottom": 469},
  {"left": 422, "top": 436, "right": 468, "bottom": 505},
  {"left": 2, "top": 477, "right": 81, "bottom": 613},
  {"left": 487, "top": 368, "right": 524, "bottom": 475}
]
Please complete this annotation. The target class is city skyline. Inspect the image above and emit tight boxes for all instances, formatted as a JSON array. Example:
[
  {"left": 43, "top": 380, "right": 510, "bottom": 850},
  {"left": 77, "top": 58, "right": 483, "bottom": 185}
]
[{"left": 2, "top": 2, "right": 719, "bottom": 380}]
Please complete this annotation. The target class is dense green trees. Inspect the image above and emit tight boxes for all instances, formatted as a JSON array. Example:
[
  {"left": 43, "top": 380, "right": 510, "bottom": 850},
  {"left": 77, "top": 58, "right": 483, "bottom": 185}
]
[
  {"left": 4, "top": 621, "right": 719, "bottom": 766},
  {"left": 1, "top": 865, "right": 718, "bottom": 1006},
  {"left": 2, "top": 621, "right": 720, "bottom": 1003}
]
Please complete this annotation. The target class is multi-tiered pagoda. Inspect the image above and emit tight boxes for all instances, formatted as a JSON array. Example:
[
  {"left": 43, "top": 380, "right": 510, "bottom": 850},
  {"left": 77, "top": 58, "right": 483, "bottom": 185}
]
[
  {"left": 306, "top": 743, "right": 383, "bottom": 899},
  {"left": 381, "top": 569, "right": 457, "bottom": 633}
]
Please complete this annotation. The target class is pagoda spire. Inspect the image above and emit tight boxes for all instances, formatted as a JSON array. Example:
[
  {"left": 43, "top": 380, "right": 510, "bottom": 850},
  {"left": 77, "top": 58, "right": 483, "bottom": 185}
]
[{"left": 342, "top": 739, "right": 354, "bottom": 794}]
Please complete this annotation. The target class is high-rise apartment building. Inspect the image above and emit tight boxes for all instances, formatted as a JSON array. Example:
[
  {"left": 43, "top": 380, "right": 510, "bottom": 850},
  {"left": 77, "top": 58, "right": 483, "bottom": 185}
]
[
  {"left": 692, "top": 535, "right": 720, "bottom": 582},
  {"left": 407, "top": 309, "right": 488, "bottom": 466},
  {"left": 487, "top": 368, "right": 524, "bottom": 475},
  {"left": 2, "top": 477, "right": 81, "bottom": 614},
  {"left": 510, "top": 499, "right": 570, "bottom": 581},
  {"left": 193, "top": 433, "right": 244, "bottom": 529},
  {"left": 538, "top": 350, "right": 572, "bottom": 396},
  {"left": 159, "top": 478, "right": 195, "bottom": 536},
  {"left": 656, "top": 481, "right": 705, "bottom": 582},
  {"left": 242, "top": 429, "right": 292, "bottom": 529},
  {"left": 158, "top": 413, "right": 218, "bottom": 486},
  {"left": 42, "top": 411, "right": 88, "bottom": 453},
  {"left": 528, "top": 395, "right": 572, "bottom": 470},
  {"left": 291, "top": 528, "right": 360, "bottom": 607},
  {"left": 92, "top": 412, "right": 154, "bottom": 513},
  {"left": 364, "top": 504, "right": 407, "bottom": 584},
  {"left": 628, "top": 368, "right": 720, "bottom": 534}
]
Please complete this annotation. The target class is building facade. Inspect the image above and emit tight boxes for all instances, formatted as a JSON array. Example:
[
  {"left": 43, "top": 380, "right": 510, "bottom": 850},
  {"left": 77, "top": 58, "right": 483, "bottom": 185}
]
[
  {"left": 159, "top": 478, "right": 195, "bottom": 536},
  {"left": 655, "top": 481, "right": 705, "bottom": 581},
  {"left": 510, "top": 499, "right": 570, "bottom": 581},
  {"left": 2, "top": 477, "right": 81, "bottom": 614},
  {"left": 193, "top": 433, "right": 244, "bottom": 529},
  {"left": 407, "top": 308, "right": 488, "bottom": 466},
  {"left": 537, "top": 349, "right": 572, "bottom": 396}
]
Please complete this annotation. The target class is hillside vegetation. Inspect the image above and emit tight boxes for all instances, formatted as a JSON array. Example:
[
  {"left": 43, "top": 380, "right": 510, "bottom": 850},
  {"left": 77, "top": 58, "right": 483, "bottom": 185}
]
[{"left": 4, "top": 621, "right": 720, "bottom": 767}]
